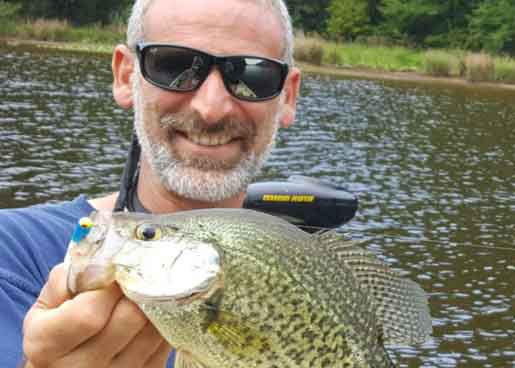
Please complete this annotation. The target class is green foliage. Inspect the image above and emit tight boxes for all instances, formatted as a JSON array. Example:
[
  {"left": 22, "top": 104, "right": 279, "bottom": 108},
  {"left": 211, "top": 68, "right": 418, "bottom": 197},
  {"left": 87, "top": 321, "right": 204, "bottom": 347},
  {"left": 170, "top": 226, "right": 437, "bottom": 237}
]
[
  {"left": 335, "top": 42, "right": 424, "bottom": 71},
  {"left": 378, "top": 0, "right": 444, "bottom": 43},
  {"left": 495, "top": 57, "right": 515, "bottom": 82},
  {"left": 4, "top": 0, "right": 132, "bottom": 26},
  {"left": 326, "top": 46, "right": 343, "bottom": 65},
  {"left": 467, "top": 0, "right": 515, "bottom": 55},
  {"left": 0, "top": 1, "right": 21, "bottom": 18},
  {"left": 286, "top": 0, "right": 330, "bottom": 34},
  {"left": 2, "top": 0, "right": 515, "bottom": 60},
  {"left": 327, "top": 0, "right": 370, "bottom": 41},
  {"left": 423, "top": 49, "right": 464, "bottom": 77},
  {"left": 423, "top": 50, "right": 452, "bottom": 76},
  {"left": 424, "top": 28, "right": 469, "bottom": 49}
]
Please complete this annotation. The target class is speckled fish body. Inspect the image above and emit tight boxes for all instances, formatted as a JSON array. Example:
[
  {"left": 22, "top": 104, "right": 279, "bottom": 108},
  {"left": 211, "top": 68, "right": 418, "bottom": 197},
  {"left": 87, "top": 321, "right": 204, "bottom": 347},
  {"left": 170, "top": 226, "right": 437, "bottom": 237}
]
[{"left": 66, "top": 208, "right": 432, "bottom": 368}]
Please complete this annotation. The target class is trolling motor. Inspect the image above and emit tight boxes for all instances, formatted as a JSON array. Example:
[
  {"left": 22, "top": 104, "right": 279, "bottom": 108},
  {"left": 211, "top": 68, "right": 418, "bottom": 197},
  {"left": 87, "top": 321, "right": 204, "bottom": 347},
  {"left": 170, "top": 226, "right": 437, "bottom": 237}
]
[
  {"left": 244, "top": 175, "right": 358, "bottom": 232},
  {"left": 115, "top": 135, "right": 359, "bottom": 231}
]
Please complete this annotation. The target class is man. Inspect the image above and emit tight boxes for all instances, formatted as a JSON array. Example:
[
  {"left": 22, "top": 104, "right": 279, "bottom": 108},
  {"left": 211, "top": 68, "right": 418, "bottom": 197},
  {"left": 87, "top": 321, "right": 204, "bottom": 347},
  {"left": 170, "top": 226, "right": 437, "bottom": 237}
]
[{"left": 0, "top": 0, "right": 301, "bottom": 367}]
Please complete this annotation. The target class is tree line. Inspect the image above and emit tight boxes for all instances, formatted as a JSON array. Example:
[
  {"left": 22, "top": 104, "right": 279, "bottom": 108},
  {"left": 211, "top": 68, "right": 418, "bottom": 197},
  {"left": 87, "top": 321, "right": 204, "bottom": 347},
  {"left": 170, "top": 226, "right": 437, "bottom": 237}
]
[
  {"left": 2, "top": 0, "right": 132, "bottom": 26},
  {"left": 3, "top": 0, "right": 515, "bottom": 55},
  {"left": 289, "top": 0, "right": 515, "bottom": 56}
]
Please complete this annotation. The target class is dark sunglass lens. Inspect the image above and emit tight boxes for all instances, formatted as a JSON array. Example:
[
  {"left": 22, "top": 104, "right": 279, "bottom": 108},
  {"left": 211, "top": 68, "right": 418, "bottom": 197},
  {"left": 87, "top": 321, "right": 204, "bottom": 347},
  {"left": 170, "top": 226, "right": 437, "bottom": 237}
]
[
  {"left": 225, "top": 57, "right": 284, "bottom": 99},
  {"left": 143, "top": 46, "right": 207, "bottom": 91}
]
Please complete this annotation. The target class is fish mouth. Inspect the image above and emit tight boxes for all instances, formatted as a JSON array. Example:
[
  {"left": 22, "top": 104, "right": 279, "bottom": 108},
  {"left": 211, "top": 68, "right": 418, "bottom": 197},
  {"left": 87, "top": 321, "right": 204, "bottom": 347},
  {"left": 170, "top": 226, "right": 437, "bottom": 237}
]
[
  {"left": 121, "top": 276, "right": 222, "bottom": 306},
  {"left": 157, "top": 288, "right": 214, "bottom": 305}
]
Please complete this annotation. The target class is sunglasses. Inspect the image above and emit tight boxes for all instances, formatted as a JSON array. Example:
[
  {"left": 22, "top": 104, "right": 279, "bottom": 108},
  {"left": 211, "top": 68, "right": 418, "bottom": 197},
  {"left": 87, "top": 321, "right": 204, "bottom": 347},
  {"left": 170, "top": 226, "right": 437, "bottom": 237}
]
[{"left": 135, "top": 43, "right": 289, "bottom": 102}]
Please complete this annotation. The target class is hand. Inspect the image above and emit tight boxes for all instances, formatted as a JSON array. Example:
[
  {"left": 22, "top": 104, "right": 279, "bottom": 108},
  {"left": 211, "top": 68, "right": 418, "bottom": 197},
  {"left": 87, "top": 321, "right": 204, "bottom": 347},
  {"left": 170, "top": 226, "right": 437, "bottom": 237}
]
[{"left": 22, "top": 263, "right": 173, "bottom": 368}]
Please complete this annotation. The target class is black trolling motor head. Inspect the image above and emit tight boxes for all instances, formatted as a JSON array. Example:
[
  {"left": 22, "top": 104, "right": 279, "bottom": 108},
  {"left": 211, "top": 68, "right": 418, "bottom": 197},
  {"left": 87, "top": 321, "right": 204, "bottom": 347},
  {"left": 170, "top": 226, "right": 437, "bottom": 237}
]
[{"left": 244, "top": 175, "right": 358, "bottom": 232}]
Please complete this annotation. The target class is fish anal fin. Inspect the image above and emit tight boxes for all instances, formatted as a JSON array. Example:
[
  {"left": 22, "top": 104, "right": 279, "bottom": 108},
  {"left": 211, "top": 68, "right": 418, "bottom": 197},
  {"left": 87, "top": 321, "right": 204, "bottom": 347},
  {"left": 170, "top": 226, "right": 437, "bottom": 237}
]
[{"left": 175, "top": 350, "right": 208, "bottom": 368}]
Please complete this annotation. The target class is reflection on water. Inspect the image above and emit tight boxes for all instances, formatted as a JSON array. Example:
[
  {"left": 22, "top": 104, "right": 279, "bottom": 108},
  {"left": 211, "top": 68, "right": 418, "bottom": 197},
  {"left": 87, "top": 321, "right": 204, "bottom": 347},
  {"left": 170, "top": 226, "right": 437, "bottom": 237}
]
[{"left": 1, "top": 45, "right": 514, "bottom": 367}]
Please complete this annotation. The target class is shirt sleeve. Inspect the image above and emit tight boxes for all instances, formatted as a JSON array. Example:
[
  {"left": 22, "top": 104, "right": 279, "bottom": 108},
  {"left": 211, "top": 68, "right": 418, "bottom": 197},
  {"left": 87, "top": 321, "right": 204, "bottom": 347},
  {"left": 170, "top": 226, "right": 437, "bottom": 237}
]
[
  {"left": 0, "top": 210, "right": 51, "bottom": 366},
  {"left": 0, "top": 196, "right": 93, "bottom": 366}
]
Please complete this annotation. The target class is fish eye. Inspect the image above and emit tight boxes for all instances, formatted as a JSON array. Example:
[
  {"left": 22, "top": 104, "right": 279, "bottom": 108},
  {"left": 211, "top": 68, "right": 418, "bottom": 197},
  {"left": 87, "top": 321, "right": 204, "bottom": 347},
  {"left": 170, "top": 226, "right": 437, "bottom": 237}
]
[{"left": 135, "top": 223, "right": 162, "bottom": 241}]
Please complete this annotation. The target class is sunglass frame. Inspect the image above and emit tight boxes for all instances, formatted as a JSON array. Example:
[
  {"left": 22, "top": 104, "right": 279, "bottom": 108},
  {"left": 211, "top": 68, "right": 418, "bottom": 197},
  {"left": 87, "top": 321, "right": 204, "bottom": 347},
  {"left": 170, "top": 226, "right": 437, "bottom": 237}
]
[{"left": 135, "top": 43, "right": 290, "bottom": 102}]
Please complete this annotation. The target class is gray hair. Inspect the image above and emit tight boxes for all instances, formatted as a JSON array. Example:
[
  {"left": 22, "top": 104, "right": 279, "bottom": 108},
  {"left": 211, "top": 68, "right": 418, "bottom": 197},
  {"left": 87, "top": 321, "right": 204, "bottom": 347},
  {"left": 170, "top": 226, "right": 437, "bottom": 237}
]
[{"left": 126, "top": 0, "right": 294, "bottom": 66}]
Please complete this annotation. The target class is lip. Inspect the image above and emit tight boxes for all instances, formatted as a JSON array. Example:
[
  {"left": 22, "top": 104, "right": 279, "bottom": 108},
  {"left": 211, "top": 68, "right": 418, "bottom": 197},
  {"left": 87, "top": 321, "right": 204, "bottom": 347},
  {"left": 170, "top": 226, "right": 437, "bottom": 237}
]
[
  {"left": 174, "top": 128, "right": 240, "bottom": 147},
  {"left": 171, "top": 129, "right": 245, "bottom": 161}
]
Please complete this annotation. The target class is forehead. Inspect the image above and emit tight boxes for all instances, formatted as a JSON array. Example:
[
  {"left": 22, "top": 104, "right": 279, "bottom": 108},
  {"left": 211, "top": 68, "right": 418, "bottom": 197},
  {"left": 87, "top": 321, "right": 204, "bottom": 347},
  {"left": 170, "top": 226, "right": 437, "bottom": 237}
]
[{"left": 143, "top": 0, "right": 284, "bottom": 59}]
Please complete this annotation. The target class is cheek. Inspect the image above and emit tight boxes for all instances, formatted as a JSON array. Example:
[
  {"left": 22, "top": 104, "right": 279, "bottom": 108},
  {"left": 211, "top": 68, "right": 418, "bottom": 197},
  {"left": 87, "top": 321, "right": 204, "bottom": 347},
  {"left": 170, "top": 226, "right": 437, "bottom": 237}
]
[
  {"left": 252, "top": 104, "right": 281, "bottom": 147},
  {"left": 140, "top": 101, "right": 164, "bottom": 137},
  {"left": 247, "top": 100, "right": 281, "bottom": 128}
]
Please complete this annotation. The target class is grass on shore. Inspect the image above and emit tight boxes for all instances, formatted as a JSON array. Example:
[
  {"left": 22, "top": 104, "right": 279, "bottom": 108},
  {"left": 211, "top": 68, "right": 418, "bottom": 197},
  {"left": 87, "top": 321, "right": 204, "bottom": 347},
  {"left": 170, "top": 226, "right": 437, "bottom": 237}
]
[
  {"left": 0, "top": 18, "right": 124, "bottom": 53},
  {"left": 2, "top": 18, "right": 515, "bottom": 85},
  {"left": 294, "top": 35, "right": 515, "bottom": 85}
]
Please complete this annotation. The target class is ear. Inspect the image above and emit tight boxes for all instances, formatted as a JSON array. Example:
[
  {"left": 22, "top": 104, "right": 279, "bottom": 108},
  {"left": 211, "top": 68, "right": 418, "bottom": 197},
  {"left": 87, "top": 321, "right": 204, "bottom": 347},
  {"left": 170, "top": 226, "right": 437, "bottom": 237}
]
[
  {"left": 112, "top": 44, "right": 135, "bottom": 109},
  {"left": 279, "top": 66, "right": 301, "bottom": 128}
]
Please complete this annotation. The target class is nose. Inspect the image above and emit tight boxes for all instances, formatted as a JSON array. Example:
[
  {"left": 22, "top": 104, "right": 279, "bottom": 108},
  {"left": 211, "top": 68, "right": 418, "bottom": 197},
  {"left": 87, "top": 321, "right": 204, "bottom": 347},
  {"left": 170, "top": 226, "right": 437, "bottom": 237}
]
[{"left": 190, "top": 68, "right": 235, "bottom": 124}]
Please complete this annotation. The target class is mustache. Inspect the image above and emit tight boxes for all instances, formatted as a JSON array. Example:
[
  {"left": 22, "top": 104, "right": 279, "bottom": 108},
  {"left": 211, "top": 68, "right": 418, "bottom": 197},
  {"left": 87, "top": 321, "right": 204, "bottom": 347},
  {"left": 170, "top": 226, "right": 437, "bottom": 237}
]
[{"left": 160, "top": 112, "right": 256, "bottom": 138}]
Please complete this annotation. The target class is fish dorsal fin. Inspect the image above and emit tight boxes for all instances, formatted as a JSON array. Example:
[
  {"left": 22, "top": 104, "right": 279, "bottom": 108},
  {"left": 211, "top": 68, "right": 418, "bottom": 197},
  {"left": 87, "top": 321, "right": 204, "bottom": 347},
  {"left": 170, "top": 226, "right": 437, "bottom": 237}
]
[
  {"left": 175, "top": 350, "right": 208, "bottom": 368},
  {"left": 316, "top": 230, "right": 432, "bottom": 345}
]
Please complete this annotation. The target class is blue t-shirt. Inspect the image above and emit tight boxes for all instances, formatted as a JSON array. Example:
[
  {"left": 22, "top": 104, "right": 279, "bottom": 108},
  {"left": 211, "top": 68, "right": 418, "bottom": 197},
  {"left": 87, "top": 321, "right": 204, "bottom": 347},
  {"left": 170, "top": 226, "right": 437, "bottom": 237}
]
[{"left": 0, "top": 196, "right": 175, "bottom": 367}]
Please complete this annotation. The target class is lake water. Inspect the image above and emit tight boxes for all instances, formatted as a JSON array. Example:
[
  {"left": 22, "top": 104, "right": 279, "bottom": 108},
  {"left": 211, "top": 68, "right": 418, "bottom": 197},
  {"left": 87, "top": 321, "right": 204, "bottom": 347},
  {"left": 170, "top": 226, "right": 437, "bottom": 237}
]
[{"left": 1, "top": 44, "right": 514, "bottom": 367}]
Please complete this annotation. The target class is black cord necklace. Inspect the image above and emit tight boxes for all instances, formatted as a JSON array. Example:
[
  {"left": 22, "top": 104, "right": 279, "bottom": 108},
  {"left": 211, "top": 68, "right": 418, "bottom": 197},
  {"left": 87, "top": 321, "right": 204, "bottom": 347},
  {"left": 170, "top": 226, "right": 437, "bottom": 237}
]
[{"left": 113, "top": 134, "right": 149, "bottom": 213}]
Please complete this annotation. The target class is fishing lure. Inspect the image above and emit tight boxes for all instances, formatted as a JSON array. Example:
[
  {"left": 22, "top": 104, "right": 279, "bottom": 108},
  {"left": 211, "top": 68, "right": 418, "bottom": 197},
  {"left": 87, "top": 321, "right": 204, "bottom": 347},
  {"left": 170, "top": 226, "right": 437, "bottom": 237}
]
[{"left": 70, "top": 217, "right": 94, "bottom": 244}]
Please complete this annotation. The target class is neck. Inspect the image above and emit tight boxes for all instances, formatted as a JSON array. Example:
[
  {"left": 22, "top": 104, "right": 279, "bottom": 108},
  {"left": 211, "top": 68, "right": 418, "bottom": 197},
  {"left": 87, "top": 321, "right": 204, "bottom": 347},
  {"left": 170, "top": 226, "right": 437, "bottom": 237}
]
[{"left": 137, "top": 159, "right": 246, "bottom": 214}]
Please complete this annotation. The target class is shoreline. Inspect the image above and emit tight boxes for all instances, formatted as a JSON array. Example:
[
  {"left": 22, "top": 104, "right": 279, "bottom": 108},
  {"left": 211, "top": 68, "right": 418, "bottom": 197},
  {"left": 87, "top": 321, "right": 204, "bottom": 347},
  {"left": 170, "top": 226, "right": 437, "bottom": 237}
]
[
  {"left": 298, "top": 62, "right": 515, "bottom": 92},
  {"left": 4, "top": 38, "right": 515, "bottom": 93}
]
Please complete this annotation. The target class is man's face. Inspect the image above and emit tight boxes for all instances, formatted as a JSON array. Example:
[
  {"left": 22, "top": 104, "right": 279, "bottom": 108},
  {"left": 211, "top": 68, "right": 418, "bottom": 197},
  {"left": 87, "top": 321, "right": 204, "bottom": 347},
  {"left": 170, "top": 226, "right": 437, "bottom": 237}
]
[{"left": 132, "top": 0, "right": 293, "bottom": 202}]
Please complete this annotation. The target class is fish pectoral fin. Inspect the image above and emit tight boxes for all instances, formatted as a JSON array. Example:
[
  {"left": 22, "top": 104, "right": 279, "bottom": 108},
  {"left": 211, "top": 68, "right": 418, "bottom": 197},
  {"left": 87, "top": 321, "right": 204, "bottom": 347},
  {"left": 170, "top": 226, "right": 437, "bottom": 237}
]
[
  {"left": 206, "top": 310, "right": 272, "bottom": 356},
  {"left": 175, "top": 350, "right": 208, "bottom": 368}
]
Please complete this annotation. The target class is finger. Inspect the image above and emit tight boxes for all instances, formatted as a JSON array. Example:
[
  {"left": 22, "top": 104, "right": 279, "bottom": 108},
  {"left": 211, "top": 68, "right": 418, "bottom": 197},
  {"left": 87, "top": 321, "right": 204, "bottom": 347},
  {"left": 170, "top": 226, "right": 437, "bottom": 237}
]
[
  {"left": 80, "top": 297, "right": 148, "bottom": 361},
  {"left": 23, "top": 283, "right": 123, "bottom": 363},
  {"left": 144, "top": 341, "right": 174, "bottom": 368},
  {"left": 34, "top": 263, "right": 72, "bottom": 309},
  {"left": 112, "top": 321, "right": 167, "bottom": 367}
]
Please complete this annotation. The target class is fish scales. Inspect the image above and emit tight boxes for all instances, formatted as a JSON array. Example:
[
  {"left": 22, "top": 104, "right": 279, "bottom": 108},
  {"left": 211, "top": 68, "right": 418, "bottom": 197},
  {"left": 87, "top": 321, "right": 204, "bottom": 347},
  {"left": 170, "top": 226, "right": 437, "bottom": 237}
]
[
  {"left": 66, "top": 208, "right": 431, "bottom": 368},
  {"left": 151, "top": 210, "right": 389, "bottom": 366}
]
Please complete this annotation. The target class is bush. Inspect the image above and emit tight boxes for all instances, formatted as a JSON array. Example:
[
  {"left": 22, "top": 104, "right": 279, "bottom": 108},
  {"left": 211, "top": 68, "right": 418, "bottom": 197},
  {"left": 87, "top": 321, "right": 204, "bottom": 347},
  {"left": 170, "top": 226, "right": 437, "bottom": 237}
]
[
  {"left": 28, "top": 19, "right": 70, "bottom": 41},
  {"left": 495, "top": 57, "right": 515, "bottom": 83},
  {"left": 423, "top": 50, "right": 465, "bottom": 77},
  {"left": 294, "top": 37, "right": 325, "bottom": 65},
  {"left": 464, "top": 53, "right": 495, "bottom": 82},
  {"left": 423, "top": 50, "right": 453, "bottom": 77},
  {"left": 0, "top": 1, "right": 21, "bottom": 19},
  {"left": 467, "top": 1, "right": 515, "bottom": 55},
  {"left": 355, "top": 35, "right": 392, "bottom": 47},
  {"left": 327, "top": 0, "right": 370, "bottom": 41},
  {"left": 4, "top": 18, "right": 125, "bottom": 45},
  {"left": 326, "top": 47, "right": 343, "bottom": 66}
]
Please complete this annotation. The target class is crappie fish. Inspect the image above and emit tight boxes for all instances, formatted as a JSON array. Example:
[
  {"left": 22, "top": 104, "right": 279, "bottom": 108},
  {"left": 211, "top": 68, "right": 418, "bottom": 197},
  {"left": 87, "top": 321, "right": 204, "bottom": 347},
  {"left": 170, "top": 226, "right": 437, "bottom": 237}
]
[{"left": 66, "top": 209, "right": 432, "bottom": 368}]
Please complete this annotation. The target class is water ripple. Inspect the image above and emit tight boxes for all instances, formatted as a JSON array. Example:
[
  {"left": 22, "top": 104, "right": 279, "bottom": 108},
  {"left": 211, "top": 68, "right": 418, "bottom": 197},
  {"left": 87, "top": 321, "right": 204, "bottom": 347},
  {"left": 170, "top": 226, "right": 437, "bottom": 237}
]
[{"left": 1, "top": 45, "right": 515, "bottom": 367}]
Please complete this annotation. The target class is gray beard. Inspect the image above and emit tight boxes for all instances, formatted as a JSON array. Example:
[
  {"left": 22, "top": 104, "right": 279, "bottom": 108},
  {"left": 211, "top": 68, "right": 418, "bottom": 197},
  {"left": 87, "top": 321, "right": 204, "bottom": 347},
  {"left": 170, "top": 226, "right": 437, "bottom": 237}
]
[
  {"left": 132, "top": 76, "right": 279, "bottom": 202},
  {"left": 144, "top": 139, "right": 271, "bottom": 202}
]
